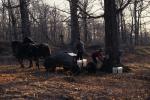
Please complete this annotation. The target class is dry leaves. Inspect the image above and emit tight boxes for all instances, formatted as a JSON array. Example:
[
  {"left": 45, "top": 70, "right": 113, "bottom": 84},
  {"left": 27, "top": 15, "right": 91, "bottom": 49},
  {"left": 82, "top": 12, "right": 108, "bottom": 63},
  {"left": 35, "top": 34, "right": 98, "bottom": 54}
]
[{"left": 0, "top": 49, "right": 150, "bottom": 100}]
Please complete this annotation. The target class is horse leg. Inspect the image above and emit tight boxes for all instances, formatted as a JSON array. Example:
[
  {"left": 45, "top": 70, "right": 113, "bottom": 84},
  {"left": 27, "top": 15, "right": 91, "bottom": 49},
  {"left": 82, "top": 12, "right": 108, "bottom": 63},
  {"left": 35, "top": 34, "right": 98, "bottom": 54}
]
[
  {"left": 35, "top": 58, "right": 40, "bottom": 70},
  {"left": 28, "top": 59, "right": 33, "bottom": 68},
  {"left": 18, "top": 59, "right": 24, "bottom": 68}
]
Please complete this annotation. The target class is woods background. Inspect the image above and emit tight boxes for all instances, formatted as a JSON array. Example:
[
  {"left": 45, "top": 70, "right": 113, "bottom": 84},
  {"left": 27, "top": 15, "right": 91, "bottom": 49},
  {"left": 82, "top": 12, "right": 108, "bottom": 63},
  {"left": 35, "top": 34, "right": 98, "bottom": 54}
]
[{"left": 0, "top": 0, "right": 150, "bottom": 66}]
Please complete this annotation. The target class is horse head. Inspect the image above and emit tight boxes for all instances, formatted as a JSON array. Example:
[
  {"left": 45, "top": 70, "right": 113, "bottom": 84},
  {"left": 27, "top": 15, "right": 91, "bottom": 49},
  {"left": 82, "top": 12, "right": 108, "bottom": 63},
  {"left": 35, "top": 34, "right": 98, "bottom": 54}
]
[{"left": 23, "top": 37, "right": 35, "bottom": 44}]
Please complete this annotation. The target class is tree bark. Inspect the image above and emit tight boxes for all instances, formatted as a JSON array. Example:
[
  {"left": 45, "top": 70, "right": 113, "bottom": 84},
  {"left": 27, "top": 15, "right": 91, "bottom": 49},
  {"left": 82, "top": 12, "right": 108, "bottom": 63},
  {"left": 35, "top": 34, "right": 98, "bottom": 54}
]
[
  {"left": 69, "top": 0, "right": 80, "bottom": 49},
  {"left": 19, "top": 0, "right": 31, "bottom": 38},
  {"left": 103, "top": 0, "right": 120, "bottom": 70},
  {"left": 7, "top": 0, "right": 17, "bottom": 40}
]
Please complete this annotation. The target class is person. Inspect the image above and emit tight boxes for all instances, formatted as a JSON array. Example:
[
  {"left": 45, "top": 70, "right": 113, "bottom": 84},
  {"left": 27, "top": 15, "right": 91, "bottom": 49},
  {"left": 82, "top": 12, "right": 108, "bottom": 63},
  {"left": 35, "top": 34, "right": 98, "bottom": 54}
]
[
  {"left": 75, "top": 38, "right": 85, "bottom": 60},
  {"left": 91, "top": 48, "right": 104, "bottom": 64}
]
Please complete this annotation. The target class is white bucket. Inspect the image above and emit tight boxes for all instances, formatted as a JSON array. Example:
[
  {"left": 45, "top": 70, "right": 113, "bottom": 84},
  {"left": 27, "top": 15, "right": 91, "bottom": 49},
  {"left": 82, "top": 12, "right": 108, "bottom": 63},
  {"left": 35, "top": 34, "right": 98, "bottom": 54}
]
[
  {"left": 118, "top": 67, "right": 123, "bottom": 73},
  {"left": 77, "top": 60, "right": 82, "bottom": 67},
  {"left": 82, "top": 59, "right": 87, "bottom": 67},
  {"left": 77, "top": 59, "right": 87, "bottom": 67},
  {"left": 112, "top": 67, "right": 118, "bottom": 73},
  {"left": 112, "top": 67, "right": 123, "bottom": 73}
]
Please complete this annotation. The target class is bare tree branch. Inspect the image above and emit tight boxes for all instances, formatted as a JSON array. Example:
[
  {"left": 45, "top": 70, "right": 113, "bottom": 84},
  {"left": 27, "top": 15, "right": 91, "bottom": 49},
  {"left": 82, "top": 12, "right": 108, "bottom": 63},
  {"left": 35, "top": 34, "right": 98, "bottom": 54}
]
[{"left": 117, "top": 0, "right": 132, "bottom": 13}]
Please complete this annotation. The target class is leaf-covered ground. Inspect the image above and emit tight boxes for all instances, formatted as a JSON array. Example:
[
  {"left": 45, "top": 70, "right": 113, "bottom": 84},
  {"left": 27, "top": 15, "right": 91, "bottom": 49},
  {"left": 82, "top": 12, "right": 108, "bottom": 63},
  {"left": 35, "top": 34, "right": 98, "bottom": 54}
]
[{"left": 0, "top": 47, "right": 150, "bottom": 100}]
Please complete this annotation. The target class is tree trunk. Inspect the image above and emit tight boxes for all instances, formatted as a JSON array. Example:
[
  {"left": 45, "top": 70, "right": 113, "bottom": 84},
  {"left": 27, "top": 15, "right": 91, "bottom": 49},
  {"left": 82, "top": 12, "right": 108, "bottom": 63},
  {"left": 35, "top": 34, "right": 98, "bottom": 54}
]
[
  {"left": 8, "top": 0, "right": 17, "bottom": 40},
  {"left": 102, "top": 0, "right": 120, "bottom": 72},
  {"left": 69, "top": 0, "right": 80, "bottom": 49},
  {"left": 120, "top": 13, "right": 127, "bottom": 44},
  {"left": 2, "top": 1, "right": 6, "bottom": 41},
  {"left": 83, "top": 16, "right": 88, "bottom": 42},
  {"left": 19, "top": 0, "right": 31, "bottom": 38},
  {"left": 130, "top": 10, "right": 134, "bottom": 45},
  {"left": 134, "top": 0, "right": 139, "bottom": 45},
  {"left": 80, "top": 0, "right": 88, "bottom": 43}
]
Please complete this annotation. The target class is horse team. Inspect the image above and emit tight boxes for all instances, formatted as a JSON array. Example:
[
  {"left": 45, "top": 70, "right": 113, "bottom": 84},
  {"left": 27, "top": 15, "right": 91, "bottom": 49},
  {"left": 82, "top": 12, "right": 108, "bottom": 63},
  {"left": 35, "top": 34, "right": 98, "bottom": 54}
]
[
  {"left": 11, "top": 37, "right": 50, "bottom": 69},
  {"left": 11, "top": 37, "right": 86, "bottom": 75}
]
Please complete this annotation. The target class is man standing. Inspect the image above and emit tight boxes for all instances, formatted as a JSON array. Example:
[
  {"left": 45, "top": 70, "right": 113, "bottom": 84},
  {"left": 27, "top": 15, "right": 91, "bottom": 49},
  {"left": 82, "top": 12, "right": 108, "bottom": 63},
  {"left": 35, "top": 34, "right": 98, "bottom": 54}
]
[{"left": 75, "top": 38, "right": 85, "bottom": 60}]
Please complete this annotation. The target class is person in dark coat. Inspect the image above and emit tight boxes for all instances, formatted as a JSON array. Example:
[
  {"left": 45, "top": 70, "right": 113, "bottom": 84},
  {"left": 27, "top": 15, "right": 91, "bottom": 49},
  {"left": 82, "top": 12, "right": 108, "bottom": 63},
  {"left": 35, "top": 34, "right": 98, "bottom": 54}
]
[{"left": 75, "top": 38, "right": 85, "bottom": 60}]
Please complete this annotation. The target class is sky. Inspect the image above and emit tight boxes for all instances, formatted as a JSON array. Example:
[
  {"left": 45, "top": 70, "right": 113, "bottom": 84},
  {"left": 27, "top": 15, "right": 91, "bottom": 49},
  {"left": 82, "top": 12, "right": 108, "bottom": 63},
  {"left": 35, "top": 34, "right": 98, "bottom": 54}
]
[
  {"left": 44, "top": 0, "right": 150, "bottom": 31},
  {"left": 44, "top": 0, "right": 70, "bottom": 11},
  {"left": 44, "top": 0, "right": 103, "bottom": 15}
]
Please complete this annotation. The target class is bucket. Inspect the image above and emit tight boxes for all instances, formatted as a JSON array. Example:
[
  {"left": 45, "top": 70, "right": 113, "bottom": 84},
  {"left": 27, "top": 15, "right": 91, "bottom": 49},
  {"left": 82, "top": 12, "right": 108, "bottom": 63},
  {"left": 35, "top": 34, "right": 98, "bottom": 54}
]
[
  {"left": 82, "top": 59, "right": 87, "bottom": 67},
  {"left": 118, "top": 67, "right": 123, "bottom": 73},
  {"left": 77, "top": 60, "right": 82, "bottom": 67},
  {"left": 112, "top": 67, "right": 123, "bottom": 73},
  {"left": 112, "top": 67, "right": 118, "bottom": 73},
  {"left": 77, "top": 59, "right": 87, "bottom": 67}
]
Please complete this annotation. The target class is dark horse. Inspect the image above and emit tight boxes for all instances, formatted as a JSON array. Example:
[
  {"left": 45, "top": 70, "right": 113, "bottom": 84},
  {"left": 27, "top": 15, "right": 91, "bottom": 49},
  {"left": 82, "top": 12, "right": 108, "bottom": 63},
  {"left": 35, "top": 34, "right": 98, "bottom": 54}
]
[{"left": 11, "top": 40, "right": 50, "bottom": 69}]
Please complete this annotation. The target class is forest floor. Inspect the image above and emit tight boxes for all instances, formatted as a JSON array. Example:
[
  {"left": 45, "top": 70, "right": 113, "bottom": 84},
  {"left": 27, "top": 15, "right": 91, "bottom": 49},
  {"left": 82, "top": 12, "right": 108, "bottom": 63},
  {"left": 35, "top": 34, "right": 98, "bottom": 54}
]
[{"left": 0, "top": 46, "right": 150, "bottom": 100}]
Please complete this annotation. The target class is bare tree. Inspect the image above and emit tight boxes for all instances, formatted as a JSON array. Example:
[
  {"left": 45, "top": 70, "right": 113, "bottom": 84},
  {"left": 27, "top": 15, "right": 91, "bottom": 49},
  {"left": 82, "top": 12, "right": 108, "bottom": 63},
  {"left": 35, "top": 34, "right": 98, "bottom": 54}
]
[
  {"left": 7, "top": 0, "right": 17, "bottom": 40},
  {"left": 128, "top": 0, "right": 150, "bottom": 45},
  {"left": 29, "top": 0, "right": 66, "bottom": 45},
  {"left": 100, "top": 0, "right": 132, "bottom": 72},
  {"left": 68, "top": 0, "right": 80, "bottom": 49},
  {"left": 19, "top": 0, "right": 31, "bottom": 38},
  {"left": 103, "top": 0, "right": 120, "bottom": 70},
  {"left": 79, "top": 0, "right": 96, "bottom": 42}
]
